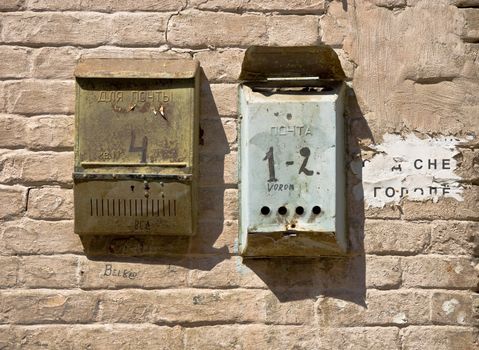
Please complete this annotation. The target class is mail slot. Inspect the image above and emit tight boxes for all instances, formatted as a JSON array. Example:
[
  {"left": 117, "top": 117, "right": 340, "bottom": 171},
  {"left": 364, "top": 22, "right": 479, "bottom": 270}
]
[
  {"left": 74, "top": 58, "right": 199, "bottom": 235},
  {"left": 238, "top": 46, "right": 347, "bottom": 256}
]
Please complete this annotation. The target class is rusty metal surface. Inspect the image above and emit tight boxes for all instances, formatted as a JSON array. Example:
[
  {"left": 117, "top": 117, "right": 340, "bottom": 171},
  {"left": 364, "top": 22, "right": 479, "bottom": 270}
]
[
  {"left": 238, "top": 46, "right": 346, "bottom": 81},
  {"left": 74, "top": 179, "right": 194, "bottom": 235},
  {"left": 74, "top": 58, "right": 199, "bottom": 236},
  {"left": 238, "top": 80, "right": 347, "bottom": 257},
  {"left": 75, "top": 78, "right": 194, "bottom": 173},
  {"left": 75, "top": 58, "right": 199, "bottom": 79}
]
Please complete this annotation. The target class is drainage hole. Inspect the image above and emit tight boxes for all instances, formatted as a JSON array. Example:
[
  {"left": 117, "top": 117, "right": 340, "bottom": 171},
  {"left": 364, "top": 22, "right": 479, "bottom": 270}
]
[
  {"left": 312, "top": 206, "right": 322, "bottom": 215},
  {"left": 295, "top": 206, "right": 304, "bottom": 215},
  {"left": 260, "top": 206, "right": 270, "bottom": 215},
  {"left": 278, "top": 206, "right": 287, "bottom": 215},
  {"left": 291, "top": 224, "right": 296, "bottom": 229}
]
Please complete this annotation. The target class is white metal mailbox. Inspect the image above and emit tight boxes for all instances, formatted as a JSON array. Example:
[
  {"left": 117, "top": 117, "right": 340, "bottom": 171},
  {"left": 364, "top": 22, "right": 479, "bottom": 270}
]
[{"left": 238, "top": 46, "right": 347, "bottom": 257}]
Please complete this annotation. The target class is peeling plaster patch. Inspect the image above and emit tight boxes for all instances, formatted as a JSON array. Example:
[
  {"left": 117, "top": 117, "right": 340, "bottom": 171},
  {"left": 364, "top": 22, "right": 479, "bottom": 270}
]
[
  {"left": 393, "top": 312, "right": 407, "bottom": 324},
  {"left": 357, "top": 133, "right": 466, "bottom": 208},
  {"left": 442, "top": 299, "right": 459, "bottom": 315},
  {"left": 335, "top": 300, "right": 348, "bottom": 309}
]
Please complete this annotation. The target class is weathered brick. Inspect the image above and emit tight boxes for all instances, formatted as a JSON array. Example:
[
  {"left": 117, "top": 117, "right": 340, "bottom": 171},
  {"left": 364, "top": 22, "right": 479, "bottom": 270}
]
[
  {"left": 402, "top": 187, "right": 479, "bottom": 221},
  {"left": 364, "top": 220, "right": 430, "bottom": 254},
  {"left": 0, "top": 114, "right": 26, "bottom": 148},
  {"left": 4, "top": 80, "right": 74, "bottom": 115},
  {"left": 0, "top": 326, "right": 16, "bottom": 349},
  {"left": 364, "top": 206, "right": 402, "bottom": 219},
  {"left": 0, "top": 0, "right": 23, "bottom": 11},
  {"left": 32, "top": 47, "right": 79, "bottom": 79},
  {"left": 99, "top": 289, "right": 314, "bottom": 325},
  {"left": 189, "top": 0, "right": 327, "bottom": 14},
  {"left": 1, "top": 12, "right": 111, "bottom": 46},
  {"left": 199, "top": 152, "right": 237, "bottom": 186},
  {"left": 0, "top": 185, "right": 26, "bottom": 219},
  {"left": 0, "top": 150, "right": 73, "bottom": 185},
  {"left": 187, "top": 257, "right": 267, "bottom": 289},
  {"left": 172, "top": 13, "right": 318, "bottom": 48},
  {"left": 402, "top": 256, "right": 478, "bottom": 289},
  {"left": 19, "top": 255, "right": 78, "bottom": 288},
  {"left": 401, "top": 326, "right": 478, "bottom": 350},
  {"left": 187, "top": 256, "right": 367, "bottom": 293},
  {"left": 79, "top": 234, "right": 191, "bottom": 258},
  {"left": 0, "top": 46, "right": 31, "bottom": 79},
  {"left": 317, "top": 290, "right": 430, "bottom": 326},
  {"left": 8, "top": 324, "right": 184, "bottom": 349},
  {"left": 267, "top": 16, "right": 319, "bottom": 46},
  {"left": 201, "top": 83, "right": 238, "bottom": 118},
  {"left": 81, "top": 47, "right": 190, "bottom": 60},
  {"left": 199, "top": 187, "right": 238, "bottom": 221},
  {"left": 0, "top": 218, "right": 82, "bottom": 255},
  {"left": 200, "top": 117, "right": 237, "bottom": 154},
  {"left": 0, "top": 83, "right": 5, "bottom": 112},
  {"left": 242, "top": 256, "right": 365, "bottom": 294},
  {"left": 460, "top": 8, "right": 479, "bottom": 42},
  {"left": 24, "top": 0, "right": 78, "bottom": 11},
  {"left": 319, "top": 327, "right": 400, "bottom": 350},
  {"left": 168, "top": 11, "right": 268, "bottom": 48},
  {"left": 428, "top": 221, "right": 478, "bottom": 255},
  {"left": 454, "top": 0, "right": 479, "bottom": 6},
  {"left": 224, "top": 188, "right": 238, "bottom": 220},
  {"left": 313, "top": 256, "right": 367, "bottom": 293},
  {"left": 25, "top": 0, "right": 186, "bottom": 12},
  {"left": 431, "top": 291, "right": 476, "bottom": 326},
  {"left": 7, "top": 324, "right": 184, "bottom": 349},
  {"left": 185, "top": 325, "right": 319, "bottom": 350},
  {"left": 0, "top": 290, "right": 99, "bottom": 324},
  {"left": 194, "top": 49, "right": 244, "bottom": 82},
  {"left": 373, "top": 0, "right": 407, "bottom": 8},
  {"left": 366, "top": 255, "right": 401, "bottom": 289},
  {"left": 79, "top": 257, "right": 189, "bottom": 289},
  {"left": 320, "top": 0, "right": 349, "bottom": 46},
  {"left": 111, "top": 13, "right": 169, "bottom": 47},
  {"left": 0, "top": 256, "right": 20, "bottom": 288},
  {"left": 188, "top": 219, "right": 237, "bottom": 254},
  {"left": 26, "top": 115, "right": 74, "bottom": 150},
  {"left": 0, "top": 115, "right": 73, "bottom": 150},
  {"left": 27, "top": 187, "right": 73, "bottom": 220}
]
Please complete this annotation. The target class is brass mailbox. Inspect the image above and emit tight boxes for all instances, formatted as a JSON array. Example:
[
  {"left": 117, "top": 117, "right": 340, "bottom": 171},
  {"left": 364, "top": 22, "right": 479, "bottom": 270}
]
[{"left": 73, "top": 58, "right": 199, "bottom": 235}]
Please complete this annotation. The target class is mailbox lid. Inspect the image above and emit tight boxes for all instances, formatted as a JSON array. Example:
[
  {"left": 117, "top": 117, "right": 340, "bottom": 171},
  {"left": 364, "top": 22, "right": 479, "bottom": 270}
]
[
  {"left": 75, "top": 58, "right": 199, "bottom": 79},
  {"left": 239, "top": 46, "right": 346, "bottom": 81}
]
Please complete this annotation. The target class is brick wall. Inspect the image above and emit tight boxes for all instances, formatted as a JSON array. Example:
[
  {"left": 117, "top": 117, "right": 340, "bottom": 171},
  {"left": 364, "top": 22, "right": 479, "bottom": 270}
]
[{"left": 0, "top": 0, "right": 478, "bottom": 349}]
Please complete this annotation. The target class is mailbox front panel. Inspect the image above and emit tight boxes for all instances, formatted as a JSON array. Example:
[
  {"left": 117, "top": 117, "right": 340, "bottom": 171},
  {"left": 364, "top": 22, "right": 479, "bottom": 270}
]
[
  {"left": 239, "top": 83, "right": 346, "bottom": 256},
  {"left": 75, "top": 78, "right": 194, "bottom": 172},
  {"left": 74, "top": 59, "right": 199, "bottom": 236},
  {"left": 74, "top": 179, "right": 193, "bottom": 235}
]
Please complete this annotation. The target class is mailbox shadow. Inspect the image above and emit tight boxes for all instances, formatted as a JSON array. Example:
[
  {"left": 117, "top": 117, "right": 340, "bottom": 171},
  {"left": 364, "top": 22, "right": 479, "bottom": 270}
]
[
  {"left": 79, "top": 69, "right": 230, "bottom": 270},
  {"left": 243, "top": 88, "right": 372, "bottom": 304}
]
